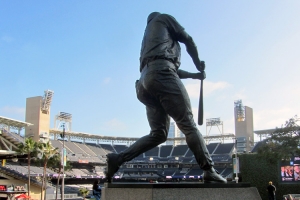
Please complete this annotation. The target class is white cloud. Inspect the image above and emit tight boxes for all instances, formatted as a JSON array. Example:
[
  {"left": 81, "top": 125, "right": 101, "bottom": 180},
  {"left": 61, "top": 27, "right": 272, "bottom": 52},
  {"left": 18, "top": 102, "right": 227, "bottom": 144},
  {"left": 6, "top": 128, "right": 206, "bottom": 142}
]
[
  {"left": 232, "top": 89, "right": 247, "bottom": 102},
  {"left": 1, "top": 106, "right": 25, "bottom": 116},
  {"left": 103, "top": 118, "right": 127, "bottom": 131},
  {"left": 185, "top": 81, "right": 231, "bottom": 98},
  {"left": 253, "top": 107, "right": 295, "bottom": 130}
]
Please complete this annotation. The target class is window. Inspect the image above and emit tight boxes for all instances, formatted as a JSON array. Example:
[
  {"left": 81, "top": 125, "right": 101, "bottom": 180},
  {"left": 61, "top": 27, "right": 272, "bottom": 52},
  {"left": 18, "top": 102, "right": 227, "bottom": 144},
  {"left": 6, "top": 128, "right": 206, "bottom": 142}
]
[{"left": 237, "top": 137, "right": 246, "bottom": 142}]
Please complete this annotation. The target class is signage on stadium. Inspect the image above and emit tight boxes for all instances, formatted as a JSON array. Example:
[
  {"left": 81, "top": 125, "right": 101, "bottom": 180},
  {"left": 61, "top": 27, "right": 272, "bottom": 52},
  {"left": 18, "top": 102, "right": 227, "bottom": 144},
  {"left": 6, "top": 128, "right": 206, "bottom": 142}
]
[
  {"left": 0, "top": 185, "right": 6, "bottom": 191},
  {"left": 0, "top": 185, "right": 26, "bottom": 191},
  {"left": 78, "top": 159, "right": 89, "bottom": 163},
  {"left": 14, "top": 185, "right": 26, "bottom": 191}
]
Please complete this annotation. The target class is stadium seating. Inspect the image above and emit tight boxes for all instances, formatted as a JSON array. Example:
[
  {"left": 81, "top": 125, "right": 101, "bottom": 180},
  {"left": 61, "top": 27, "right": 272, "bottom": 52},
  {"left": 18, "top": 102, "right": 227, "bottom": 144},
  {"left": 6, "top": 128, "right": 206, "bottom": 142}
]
[
  {"left": 99, "top": 144, "right": 116, "bottom": 154},
  {"left": 145, "top": 146, "right": 159, "bottom": 157},
  {"left": 185, "top": 165, "right": 203, "bottom": 176},
  {"left": 207, "top": 143, "right": 220, "bottom": 154},
  {"left": 114, "top": 144, "right": 127, "bottom": 153},
  {"left": 171, "top": 145, "right": 189, "bottom": 157},
  {"left": 86, "top": 143, "right": 107, "bottom": 157},
  {"left": 213, "top": 143, "right": 235, "bottom": 154},
  {"left": 75, "top": 142, "right": 98, "bottom": 156},
  {"left": 185, "top": 149, "right": 194, "bottom": 157},
  {"left": 1, "top": 130, "right": 234, "bottom": 186},
  {"left": 159, "top": 145, "right": 173, "bottom": 157}
]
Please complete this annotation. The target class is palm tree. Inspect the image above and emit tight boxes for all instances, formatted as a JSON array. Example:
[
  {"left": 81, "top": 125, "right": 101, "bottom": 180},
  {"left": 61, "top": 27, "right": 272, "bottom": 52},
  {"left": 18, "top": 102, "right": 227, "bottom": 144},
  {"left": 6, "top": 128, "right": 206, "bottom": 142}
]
[
  {"left": 37, "top": 141, "right": 59, "bottom": 200},
  {"left": 79, "top": 187, "right": 90, "bottom": 200},
  {"left": 47, "top": 154, "right": 62, "bottom": 200},
  {"left": 47, "top": 154, "right": 72, "bottom": 200},
  {"left": 16, "top": 137, "right": 36, "bottom": 197}
]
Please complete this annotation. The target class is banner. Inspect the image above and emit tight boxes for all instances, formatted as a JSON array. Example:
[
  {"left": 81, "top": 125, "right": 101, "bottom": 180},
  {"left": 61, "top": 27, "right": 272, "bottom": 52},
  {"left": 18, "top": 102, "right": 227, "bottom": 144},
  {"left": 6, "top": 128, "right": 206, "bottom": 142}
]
[
  {"left": 61, "top": 148, "right": 67, "bottom": 166},
  {"left": 0, "top": 185, "right": 7, "bottom": 191},
  {"left": 78, "top": 159, "right": 89, "bottom": 164},
  {"left": 233, "top": 157, "right": 239, "bottom": 173}
]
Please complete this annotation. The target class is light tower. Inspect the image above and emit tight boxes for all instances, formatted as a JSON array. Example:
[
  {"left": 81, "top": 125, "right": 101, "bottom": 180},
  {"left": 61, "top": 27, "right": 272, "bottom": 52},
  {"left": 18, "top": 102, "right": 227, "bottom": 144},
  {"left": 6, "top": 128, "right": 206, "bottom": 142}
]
[
  {"left": 25, "top": 90, "right": 54, "bottom": 142},
  {"left": 41, "top": 90, "right": 54, "bottom": 114},
  {"left": 54, "top": 112, "right": 72, "bottom": 132},
  {"left": 206, "top": 118, "right": 224, "bottom": 144},
  {"left": 234, "top": 99, "right": 254, "bottom": 153}
]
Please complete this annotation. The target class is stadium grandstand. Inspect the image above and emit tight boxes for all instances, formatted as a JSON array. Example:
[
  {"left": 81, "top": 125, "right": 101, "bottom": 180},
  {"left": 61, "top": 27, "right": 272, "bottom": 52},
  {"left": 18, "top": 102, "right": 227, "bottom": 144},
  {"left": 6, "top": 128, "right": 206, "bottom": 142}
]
[
  {"left": 0, "top": 92, "right": 267, "bottom": 199},
  {"left": 0, "top": 114, "right": 241, "bottom": 199}
]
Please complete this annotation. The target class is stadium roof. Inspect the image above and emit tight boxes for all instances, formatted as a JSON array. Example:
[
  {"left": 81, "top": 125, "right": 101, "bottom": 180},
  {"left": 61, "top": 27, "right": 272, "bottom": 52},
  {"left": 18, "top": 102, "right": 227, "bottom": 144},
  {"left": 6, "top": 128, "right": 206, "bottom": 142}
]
[
  {"left": 254, "top": 129, "right": 276, "bottom": 135},
  {"left": 49, "top": 129, "right": 235, "bottom": 142},
  {"left": 49, "top": 129, "right": 140, "bottom": 141},
  {"left": 0, "top": 116, "right": 32, "bottom": 129}
]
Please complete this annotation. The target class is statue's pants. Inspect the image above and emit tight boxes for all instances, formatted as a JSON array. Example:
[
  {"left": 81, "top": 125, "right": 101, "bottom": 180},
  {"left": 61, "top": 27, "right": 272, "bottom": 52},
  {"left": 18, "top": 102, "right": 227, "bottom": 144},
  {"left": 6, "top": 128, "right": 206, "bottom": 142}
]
[{"left": 120, "top": 60, "right": 213, "bottom": 170}]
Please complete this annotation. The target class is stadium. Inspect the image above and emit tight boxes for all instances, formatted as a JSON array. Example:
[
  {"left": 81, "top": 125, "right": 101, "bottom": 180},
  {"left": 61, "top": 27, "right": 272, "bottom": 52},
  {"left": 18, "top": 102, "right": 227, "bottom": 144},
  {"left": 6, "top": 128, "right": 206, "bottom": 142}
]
[{"left": 0, "top": 90, "right": 266, "bottom": 199}]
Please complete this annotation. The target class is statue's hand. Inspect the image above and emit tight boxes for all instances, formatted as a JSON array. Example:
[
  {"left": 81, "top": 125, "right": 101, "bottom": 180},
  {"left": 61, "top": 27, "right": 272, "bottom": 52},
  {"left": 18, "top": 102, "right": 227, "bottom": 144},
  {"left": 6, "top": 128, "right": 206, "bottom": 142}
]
[
  {"left": 192, "top": 71, "right": 206, "bottom": 80},
  {"left": 196, "top": 61, "right": 206, "bottom": 72}
]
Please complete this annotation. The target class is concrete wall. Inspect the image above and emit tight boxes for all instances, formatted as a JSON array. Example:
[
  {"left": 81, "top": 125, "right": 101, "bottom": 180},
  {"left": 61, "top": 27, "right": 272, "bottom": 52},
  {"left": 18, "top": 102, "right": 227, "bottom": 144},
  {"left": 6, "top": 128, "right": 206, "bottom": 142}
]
[
  {"left": 235, "top": 106, "right": 254, "bottom": 152},
  {"left": 25, "top": 96, "right": 50, "bottom": 142},
  {"left": 103, "top": 186, "right": 262, "bottom": 200}
]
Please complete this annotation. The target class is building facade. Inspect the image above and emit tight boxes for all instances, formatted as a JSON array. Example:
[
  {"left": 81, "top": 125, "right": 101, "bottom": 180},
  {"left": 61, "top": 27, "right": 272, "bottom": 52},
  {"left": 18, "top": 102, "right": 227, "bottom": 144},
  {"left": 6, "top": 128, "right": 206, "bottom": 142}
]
[{"left": 234, "top": 100, "right": 254, "bottom": 153}]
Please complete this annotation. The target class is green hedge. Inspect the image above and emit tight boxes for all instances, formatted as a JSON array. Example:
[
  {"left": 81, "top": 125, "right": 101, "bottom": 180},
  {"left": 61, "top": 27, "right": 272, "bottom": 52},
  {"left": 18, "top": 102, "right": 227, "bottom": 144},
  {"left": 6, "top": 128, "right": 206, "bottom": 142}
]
[{"left": 239, "top": 154, "right": 300, "bottom": 200}]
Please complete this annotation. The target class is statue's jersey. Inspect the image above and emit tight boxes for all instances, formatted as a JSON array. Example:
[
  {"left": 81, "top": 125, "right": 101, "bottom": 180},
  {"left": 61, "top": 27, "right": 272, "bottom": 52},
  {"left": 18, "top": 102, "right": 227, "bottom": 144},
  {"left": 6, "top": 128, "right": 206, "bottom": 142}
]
[{"left": 140, "top": 14, "right": 185, "bottom": 71}]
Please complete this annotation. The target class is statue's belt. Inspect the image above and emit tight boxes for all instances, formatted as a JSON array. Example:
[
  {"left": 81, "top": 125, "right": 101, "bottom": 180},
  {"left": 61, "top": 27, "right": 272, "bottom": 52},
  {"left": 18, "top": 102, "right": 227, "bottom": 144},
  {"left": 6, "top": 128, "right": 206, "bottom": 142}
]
[{"left": 141, "top": 58, "right": 176, "bottom": 72}]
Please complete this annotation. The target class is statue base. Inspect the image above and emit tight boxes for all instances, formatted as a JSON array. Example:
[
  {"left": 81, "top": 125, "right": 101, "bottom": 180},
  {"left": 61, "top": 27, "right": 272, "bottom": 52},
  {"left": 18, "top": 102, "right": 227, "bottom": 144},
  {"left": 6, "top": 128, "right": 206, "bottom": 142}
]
[{"left": 102, "top": 182, "right": 261, "bottom": 200}]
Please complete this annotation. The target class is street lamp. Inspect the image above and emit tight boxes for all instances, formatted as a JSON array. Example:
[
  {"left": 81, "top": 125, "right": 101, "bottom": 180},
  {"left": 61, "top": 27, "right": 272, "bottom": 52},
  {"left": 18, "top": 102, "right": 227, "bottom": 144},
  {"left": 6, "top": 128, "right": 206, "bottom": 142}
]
[
  {"left": 61, "top": 124, "right": 66, "bottom": 200},
  {"left": 234, "top": 139, "right": 239, "bottom": 183}
]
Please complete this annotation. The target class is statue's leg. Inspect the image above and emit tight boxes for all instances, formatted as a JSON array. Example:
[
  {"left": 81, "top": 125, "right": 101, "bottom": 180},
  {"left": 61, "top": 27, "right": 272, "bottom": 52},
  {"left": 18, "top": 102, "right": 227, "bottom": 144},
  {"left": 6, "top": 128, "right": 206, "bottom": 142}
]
[
  {"left": 156, "top": 71, "right": 227, "bottom": 183},
  {"left": 156, "top": 73, "right": 213, "bottom": 170},
  {"left": 105, "top": 76, "right": 170, "bottom": 182},
  {"left": 118, "top": 75, "right": 170, "bottom": 161},
  {"left": 120, "top": 104, "right": 170, "bottom": 162}
]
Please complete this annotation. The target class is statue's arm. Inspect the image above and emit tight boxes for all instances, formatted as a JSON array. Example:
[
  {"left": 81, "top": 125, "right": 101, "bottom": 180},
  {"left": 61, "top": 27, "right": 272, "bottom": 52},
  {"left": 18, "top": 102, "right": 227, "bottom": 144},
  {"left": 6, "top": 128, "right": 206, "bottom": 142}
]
[
  {"left": 177, "top": 69, "right": 206, "bottom": 80},
  {"left": 177, "top": 31, "right": 204, "bottom": 72}
]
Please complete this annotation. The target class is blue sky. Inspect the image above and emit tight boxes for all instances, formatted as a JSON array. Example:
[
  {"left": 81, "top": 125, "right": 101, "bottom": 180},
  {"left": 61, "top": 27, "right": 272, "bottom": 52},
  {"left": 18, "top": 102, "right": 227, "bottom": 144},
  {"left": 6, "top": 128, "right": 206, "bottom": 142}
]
[{"left": 1, "top": 1, "right": 299, "bottom": 139}]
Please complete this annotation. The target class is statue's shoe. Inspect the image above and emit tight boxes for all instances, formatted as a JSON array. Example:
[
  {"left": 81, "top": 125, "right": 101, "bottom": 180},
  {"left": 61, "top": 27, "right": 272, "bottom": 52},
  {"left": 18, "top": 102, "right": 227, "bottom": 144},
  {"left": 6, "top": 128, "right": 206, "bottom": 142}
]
[
  {"left": 105, "top": 153, "right": 122, "bottom": 183},
  {"left": 203, "top": 167, "right": 227, "bottom": 183}
]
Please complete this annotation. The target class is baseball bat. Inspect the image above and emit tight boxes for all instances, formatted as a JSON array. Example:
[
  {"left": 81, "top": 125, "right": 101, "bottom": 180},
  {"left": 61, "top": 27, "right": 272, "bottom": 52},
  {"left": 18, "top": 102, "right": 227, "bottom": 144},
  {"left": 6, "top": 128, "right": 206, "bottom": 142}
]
[
  {"left": 198, "top": 61, "right": 205, "bottom": 126},
  {"left": 198, "top": 79, "right": 203, "bottom": 125}
]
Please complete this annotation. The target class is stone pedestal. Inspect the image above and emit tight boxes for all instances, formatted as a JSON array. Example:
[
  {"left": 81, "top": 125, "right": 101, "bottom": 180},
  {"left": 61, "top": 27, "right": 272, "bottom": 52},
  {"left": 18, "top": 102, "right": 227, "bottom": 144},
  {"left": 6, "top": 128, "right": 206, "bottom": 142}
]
[{"left": 102, "top": 182, "right": 261, "bottom": 200}]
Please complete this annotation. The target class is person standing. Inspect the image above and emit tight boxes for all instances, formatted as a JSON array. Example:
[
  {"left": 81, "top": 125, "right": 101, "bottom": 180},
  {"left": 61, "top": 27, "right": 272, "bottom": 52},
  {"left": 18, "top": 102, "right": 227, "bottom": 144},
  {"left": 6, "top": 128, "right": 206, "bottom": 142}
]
[
  {"left": 266, "top": 181, "right": 276, "bottom": 200},
  {"left": 92, "top": 180, "right": 101, "bottom": 200},
  {"left": 105, "top": 12, "right": 227, "bottom": 184}
]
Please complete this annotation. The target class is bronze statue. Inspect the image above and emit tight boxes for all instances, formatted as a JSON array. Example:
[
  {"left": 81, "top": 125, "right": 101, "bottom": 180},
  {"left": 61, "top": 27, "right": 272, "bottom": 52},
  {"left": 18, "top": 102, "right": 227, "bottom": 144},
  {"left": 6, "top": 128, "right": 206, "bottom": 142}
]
[{"left": 105, "top": 12, "right": 227, "bottom": 184}]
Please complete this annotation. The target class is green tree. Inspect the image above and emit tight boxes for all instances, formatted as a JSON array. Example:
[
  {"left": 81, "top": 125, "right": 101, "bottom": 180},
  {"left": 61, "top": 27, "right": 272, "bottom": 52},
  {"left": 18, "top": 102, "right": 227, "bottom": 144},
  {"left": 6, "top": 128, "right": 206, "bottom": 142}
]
[
  {"left": 79, "top": 187, "right": 90, "bottom": 200},
  {"left": 257, "top": 116, "right": 300, "bottom": 163},
  {"left": 16, "top": 137, "right": 37, "bottom": 197},
  {"left": 37, "top": 141, "right": 59, "bottom": 200}
]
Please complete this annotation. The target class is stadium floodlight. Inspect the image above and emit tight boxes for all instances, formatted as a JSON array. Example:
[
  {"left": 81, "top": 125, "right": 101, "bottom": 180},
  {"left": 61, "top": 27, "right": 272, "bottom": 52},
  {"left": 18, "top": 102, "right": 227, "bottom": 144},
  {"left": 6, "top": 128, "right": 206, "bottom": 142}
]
[
  {"left": 234, "top": 99, "right": 245, "bottom": 122},
  {"left": 57, "top": 112, "right": 72, "bottom": 121},
  {"left": 206, "top": 118, "right": 224, "bottom": 141},
  {"left": 206, "top": 118, "right": 223, "bottom": 126},
  {"left": 54, "top": 112, "right": 72, "bottom": 131},
  {"left": 41, "top": 90, "right": 54, "bottom": 114}
]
